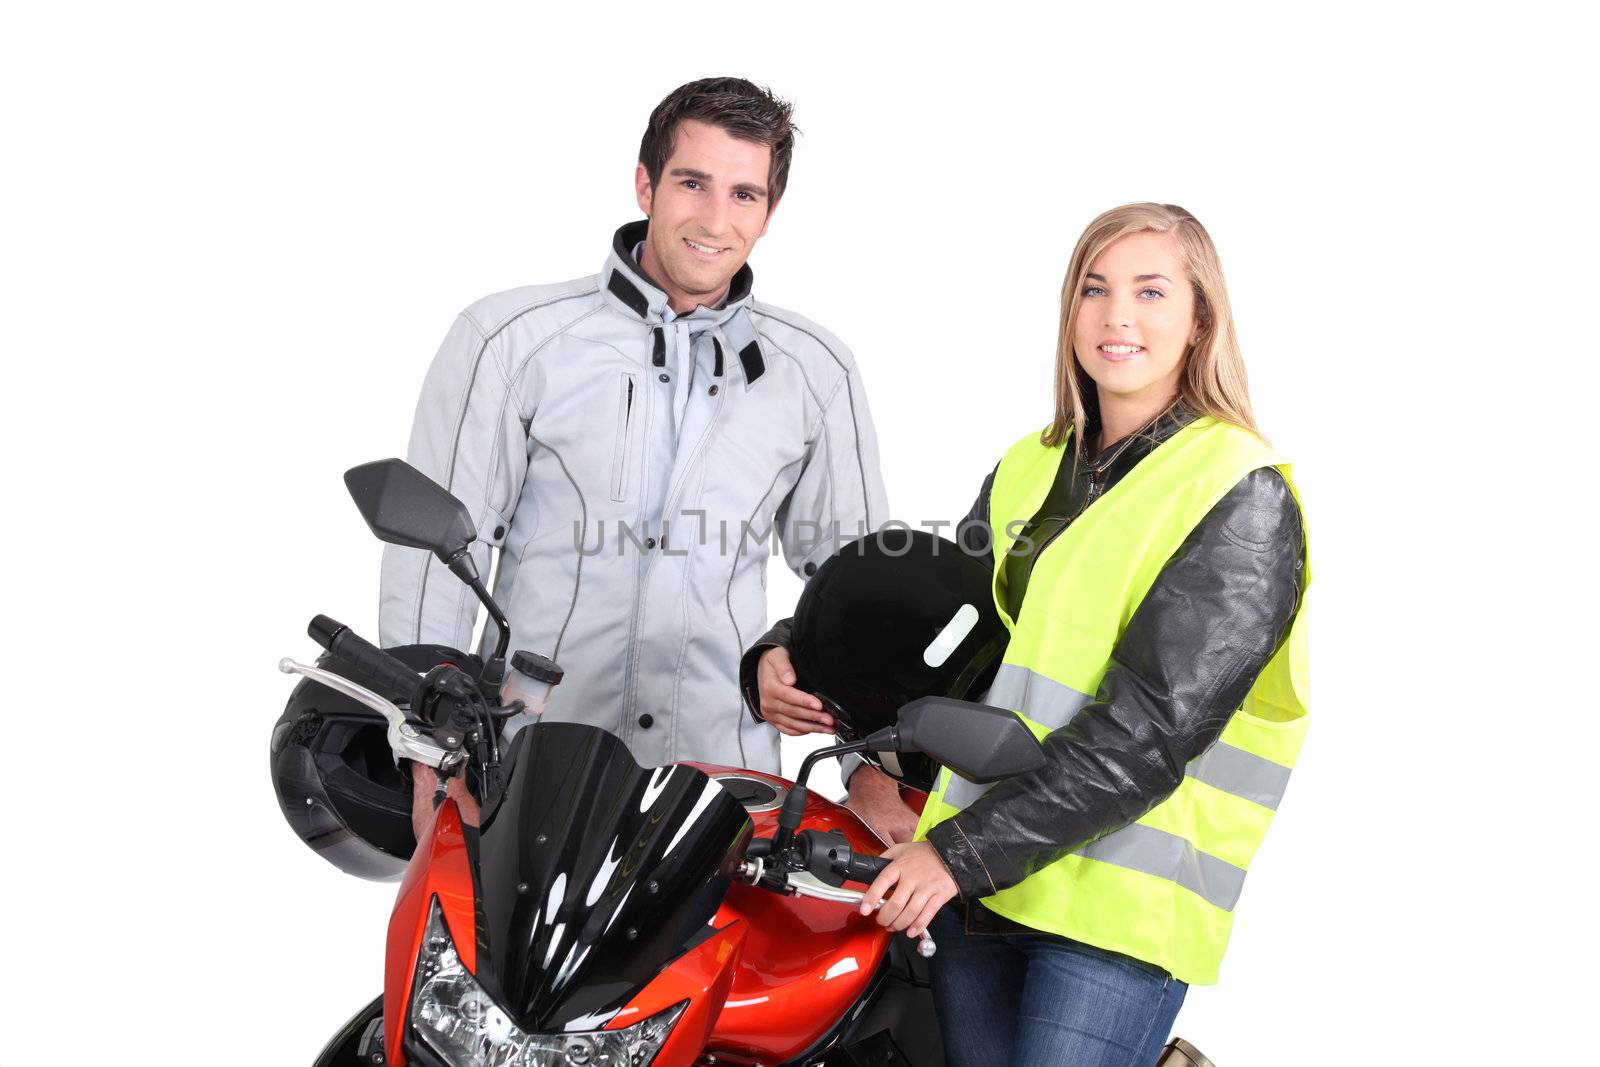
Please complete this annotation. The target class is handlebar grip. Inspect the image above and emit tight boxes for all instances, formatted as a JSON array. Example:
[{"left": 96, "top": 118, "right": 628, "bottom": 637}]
[
  {"left": 842, "top": 852, "right": 890, "bottom": 884},
  {"left": 308, "top": 615, "right": 421, "bottom": 705}
]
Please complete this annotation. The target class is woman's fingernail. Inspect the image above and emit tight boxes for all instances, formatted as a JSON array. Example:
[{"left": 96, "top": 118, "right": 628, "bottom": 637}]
[{"left": 783, "top": 673, "right": 795, "bottom": 684}]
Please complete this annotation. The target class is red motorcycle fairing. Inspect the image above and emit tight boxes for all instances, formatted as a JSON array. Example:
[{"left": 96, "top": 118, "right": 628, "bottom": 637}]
[
  {"left": 384, "top": 797, "right": 476, "bottom": 1067},
  {"left": 374, "top": 736, "right": 926, "bottom": 1067},
  {"left": 602, "top": 919, "right": 748, "bottom": 1066},
  {"left": 383, "top": 723, "right": 754, "bottom": 1066}
]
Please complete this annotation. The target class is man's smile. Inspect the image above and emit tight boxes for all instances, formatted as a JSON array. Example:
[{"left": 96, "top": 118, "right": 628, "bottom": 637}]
[{"left": 683, "top": 237, "right": 730, "bottom": 259}]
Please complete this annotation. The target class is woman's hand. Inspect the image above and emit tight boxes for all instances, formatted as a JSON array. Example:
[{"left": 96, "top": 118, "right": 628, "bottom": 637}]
[
  {"left": 860, "top": 841, "right": 958, "bottom": 939},
  {"left": 756, "top": 646, "right": 834, "bottom": 736}
]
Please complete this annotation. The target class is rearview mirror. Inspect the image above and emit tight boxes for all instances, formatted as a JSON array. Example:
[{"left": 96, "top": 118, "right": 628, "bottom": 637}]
[
  {"left": 344, "top": 459, "right": 476, "bottom": 563},
  {"left": 896, "top": 696, "right": 1046, "bottom": 784}
]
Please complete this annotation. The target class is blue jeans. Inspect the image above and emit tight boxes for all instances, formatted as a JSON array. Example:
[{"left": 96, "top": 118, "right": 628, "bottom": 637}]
[{"left": 928, "top": 906, "right": 1186, "bottom": 1067}]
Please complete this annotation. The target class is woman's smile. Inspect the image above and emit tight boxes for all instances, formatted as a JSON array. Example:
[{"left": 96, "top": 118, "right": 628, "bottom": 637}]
[{"left": 1097, "top": 342, "right": 1147, "bottom": 362}]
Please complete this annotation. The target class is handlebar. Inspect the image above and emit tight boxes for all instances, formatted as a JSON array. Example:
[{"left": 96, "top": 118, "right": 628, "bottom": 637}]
[
  {"left": 741, "top": 832, "right": 935, "bottom": 958},
  {"left": 308, "top": 615, "right": 421, "bottom": 705},
  {"left": 291, "top": 616, "right": 495, "bottom": 776},
  {"left": 837, "top": 851, "right": 889, "bottom": 884},
  {"left": 793, "top": 827, "right": 890, "bottom": 887},
  {"left": 277, "top": 656, "right": 457, "bottom": 770}
]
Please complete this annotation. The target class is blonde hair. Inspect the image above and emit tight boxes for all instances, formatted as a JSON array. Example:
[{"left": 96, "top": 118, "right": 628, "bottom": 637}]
[{"left": 1045, "top": 202, "right": 1257, "bottom": 449}]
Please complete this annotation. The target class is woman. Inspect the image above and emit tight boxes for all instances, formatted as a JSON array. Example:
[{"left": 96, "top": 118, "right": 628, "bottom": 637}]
[{"left": 747, "top": 203, "right": 1308, "bottom": 1065}]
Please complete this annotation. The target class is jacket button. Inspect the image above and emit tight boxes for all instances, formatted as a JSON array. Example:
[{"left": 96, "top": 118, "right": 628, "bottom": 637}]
[
  {"left": 709, "top": 384, "right": 719, "bottom": 396},
  {"left": 638, "top": 714, "right": 654, "bottom": 729},
  {"left": 659, "top": 373, "right": 670, "bottom": 383},
  {"left": 493, "top": 525, "right": 505, "bottom": 539},
  {"left": 645, "top": 537, "right": 657, "bottom": 549},
  {"left": 804, "top": 562, "right": 817, "bottom": 576}
]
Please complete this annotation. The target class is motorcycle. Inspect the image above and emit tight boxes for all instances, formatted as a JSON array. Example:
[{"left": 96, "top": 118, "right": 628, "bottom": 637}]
[{"left": 275, "top": 459, "right": 1046, "bottom": 1067}]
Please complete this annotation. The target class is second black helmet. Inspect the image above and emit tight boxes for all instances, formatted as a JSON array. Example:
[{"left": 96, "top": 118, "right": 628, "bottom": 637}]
[{"left": 789, "top": 528, "right": 1008, "bottom": 792}]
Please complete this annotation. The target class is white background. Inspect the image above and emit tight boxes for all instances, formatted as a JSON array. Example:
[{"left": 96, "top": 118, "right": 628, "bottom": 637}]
[{"left": 2, "top": 3, "right": 1594, "bottom": 1064}]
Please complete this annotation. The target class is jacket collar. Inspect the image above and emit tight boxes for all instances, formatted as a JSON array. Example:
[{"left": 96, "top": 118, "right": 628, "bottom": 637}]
[
  {"left": 601, "top": 220, "right": 765, "bottom": 383},
  {"left": 1083, "top": 400, "right": 1195, "bottom": 474}
]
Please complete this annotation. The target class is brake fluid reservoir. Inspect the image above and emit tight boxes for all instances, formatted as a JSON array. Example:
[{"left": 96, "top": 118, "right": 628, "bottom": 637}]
[{"left": 500, "top": 650, "right": 563, "bottom": 742}]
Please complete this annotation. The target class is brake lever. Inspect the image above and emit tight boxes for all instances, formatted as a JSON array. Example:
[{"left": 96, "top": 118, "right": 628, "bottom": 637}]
[
  {"left": 279, "top": 657, "right": 461, "bottom": 770},
  {"left": 787, "top": 872, "right": 938, "bottom": 958},
  {"left": 736, "top": 845, "right": 937, "bottom": 958}
]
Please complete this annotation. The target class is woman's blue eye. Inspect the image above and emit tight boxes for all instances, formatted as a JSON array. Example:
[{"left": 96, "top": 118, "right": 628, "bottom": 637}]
[
  {"left": 1139, "top": 288, "right": 1165, "bottom": 300},
  {"left": 1082, "top": 285, "right": 1106, "bottom": 297}
]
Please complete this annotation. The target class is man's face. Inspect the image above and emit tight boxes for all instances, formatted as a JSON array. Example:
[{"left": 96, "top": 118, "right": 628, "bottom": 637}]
[{"left": 635, "top": 119, "right": 776, "bottom": 312}]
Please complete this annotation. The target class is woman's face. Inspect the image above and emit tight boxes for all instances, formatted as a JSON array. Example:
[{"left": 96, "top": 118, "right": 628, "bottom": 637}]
[{"left": 1072, "top": 230, "right": 1198, "bottom": 407}]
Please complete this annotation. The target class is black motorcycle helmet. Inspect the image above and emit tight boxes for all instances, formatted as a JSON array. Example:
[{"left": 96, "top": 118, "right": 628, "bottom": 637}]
[
  {"left": 789, "top": 529, "right": 1008, "bottom": 791},
  {"left": 270, "top": 643, "right": 474, "bottom": 881}
]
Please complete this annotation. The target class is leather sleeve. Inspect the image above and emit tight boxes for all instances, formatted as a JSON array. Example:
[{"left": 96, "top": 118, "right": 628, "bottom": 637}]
[
  {"left": 956, "top": 466, "right": 998, "bottom": 559},
  {"left": 740, "top": 617, "right": 795, "bottom": 723},
  {"left": 926, "top": 467, "right": 1305, "bottom": 901}
]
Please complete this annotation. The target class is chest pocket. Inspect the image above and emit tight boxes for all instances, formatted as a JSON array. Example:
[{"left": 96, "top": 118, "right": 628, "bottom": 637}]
[{"left": 610, "top": 369, "right": 639, "bottom": 502}]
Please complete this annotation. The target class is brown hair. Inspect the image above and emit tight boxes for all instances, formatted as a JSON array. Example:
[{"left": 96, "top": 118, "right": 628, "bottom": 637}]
[
  {"left": 639, "top": 77, "right": 797, "bottom": 208},
  {"left": 1045, "top": 203, "right": 1257, "bottom": 449}
]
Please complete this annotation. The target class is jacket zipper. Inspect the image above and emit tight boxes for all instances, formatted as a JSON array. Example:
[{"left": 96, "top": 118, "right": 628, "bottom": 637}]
[
  {"left": 1036, "top": 418, "right": 1152, "bottom": 555},
  {"left": 610, "top": 373, "right": 636, "bottom": 501},
  {"left": 618, "top": 371, "right": 650, "bottom": 730},
  {"left": 625, "top": 364, "right": 729, "bottom": 740}
]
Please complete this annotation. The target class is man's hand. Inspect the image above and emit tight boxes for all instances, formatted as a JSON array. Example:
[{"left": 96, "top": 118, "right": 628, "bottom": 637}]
[
  {"left": 847, "top": 763, "right": 921, "bottom": 844},
  {"left": 410, "top": 762, "right": 480, "bottom": 841},
  {"left": 755, "top": 646, "right": 834, "bottom": 736},
  {"left": 860, "top": 840, "right": 959, "bottom": 940}
]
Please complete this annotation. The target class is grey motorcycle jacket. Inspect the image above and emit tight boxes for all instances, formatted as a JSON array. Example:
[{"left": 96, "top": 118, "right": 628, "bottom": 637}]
[{"left": 380, "top": 221, "right": 889, "bottom": 773}]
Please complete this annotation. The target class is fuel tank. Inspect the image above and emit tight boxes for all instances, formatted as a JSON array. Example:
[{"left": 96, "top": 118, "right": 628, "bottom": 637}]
[{"left": 687, "top": 763, "right": 909, "bottom": 1066}]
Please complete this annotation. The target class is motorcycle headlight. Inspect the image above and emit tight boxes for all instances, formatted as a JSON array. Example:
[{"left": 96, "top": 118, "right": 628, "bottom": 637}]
[{"left": 409, "top": 898, "right": 687, "bottom": 1066}]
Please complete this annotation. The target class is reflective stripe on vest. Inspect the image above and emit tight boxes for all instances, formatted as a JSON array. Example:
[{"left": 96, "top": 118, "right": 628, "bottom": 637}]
[
  {"left": 1187, "top": 739, "right": 1292, "bottom": 811},
  {"left": 941, "top": 734, "right": 1293, "bottom": 823},
  {"left": 1078, "top": 823, "right": 1247, "bottom": 912},
  {"left": 939, "top": 663, "right": 1294, "bottom": 814}
]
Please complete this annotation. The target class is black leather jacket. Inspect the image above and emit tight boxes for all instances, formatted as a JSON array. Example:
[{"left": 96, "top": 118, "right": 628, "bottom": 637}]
[{"left": 741, "top": 407, "right": 1304, "bottom": 908}]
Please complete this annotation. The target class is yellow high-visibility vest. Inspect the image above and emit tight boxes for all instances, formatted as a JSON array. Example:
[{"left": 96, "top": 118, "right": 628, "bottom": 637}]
[{"left": 914, "top": 416, "right": 1310, "bottom": 985}]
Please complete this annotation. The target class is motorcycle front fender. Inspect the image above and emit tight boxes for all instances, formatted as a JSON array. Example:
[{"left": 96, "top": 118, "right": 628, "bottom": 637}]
[{"left": 312, "top": 994, "right": 383, "bottom": 1067}]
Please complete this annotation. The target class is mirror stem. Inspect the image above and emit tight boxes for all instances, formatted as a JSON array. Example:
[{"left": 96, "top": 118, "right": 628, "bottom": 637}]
[
  {"left": 445, "top": 551, "right": 509, "bottom": 686},
  {"left": 795, "top": 738, "right": 871, "bottom": 790},
  {"left": 772, "top": 738, "right": 872, "bottom": 854}
]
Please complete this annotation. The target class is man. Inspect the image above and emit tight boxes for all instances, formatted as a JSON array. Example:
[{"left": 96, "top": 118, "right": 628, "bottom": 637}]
[{"left": 381, "top": 78, "right": 893, "bottom": 798}]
